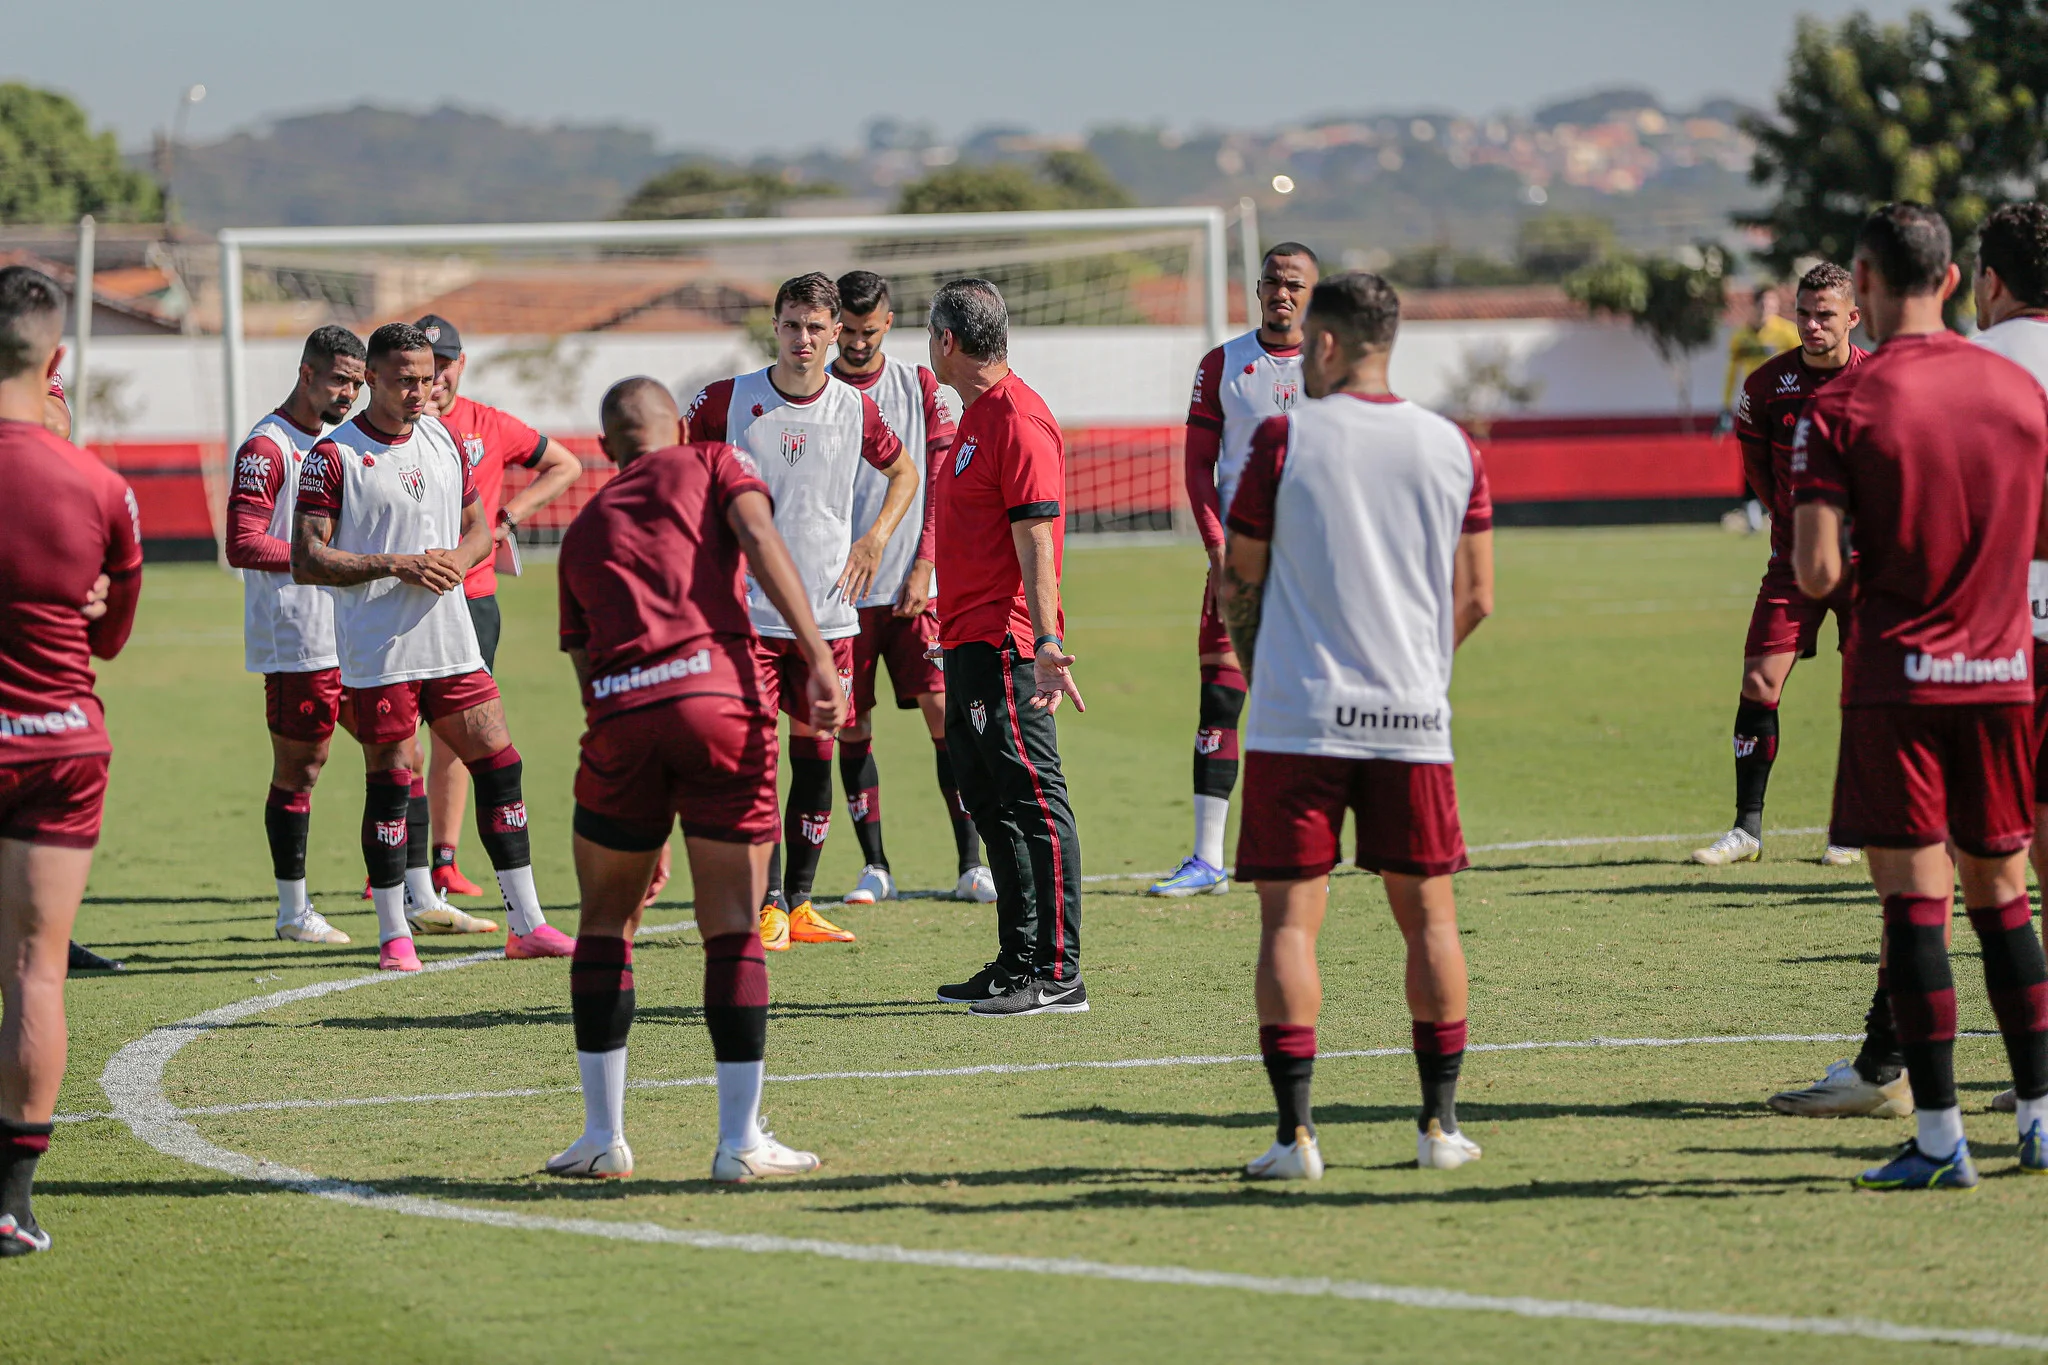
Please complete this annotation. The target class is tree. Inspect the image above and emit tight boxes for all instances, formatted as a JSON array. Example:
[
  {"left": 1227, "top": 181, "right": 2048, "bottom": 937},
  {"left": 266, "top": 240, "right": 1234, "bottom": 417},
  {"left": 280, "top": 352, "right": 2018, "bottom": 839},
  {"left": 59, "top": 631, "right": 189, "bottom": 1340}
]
[
  {"left": 617, "top": 161, "right": 836, "bottom": 219},
  {"left": 1951, "top": 0, "right": 2048, "bottom": 191},
  {"left": 0, "top": 83, "right": 161, "bottom": 224},
  {"left": 1515, "top": 213, "right": 1615, "bottom": 281},
  {"left": 1567, "top": 244, "right": 1730, "bottom": 417},
  {"left": 896, "top": 150, "right": 1132, "bottom": 214}
]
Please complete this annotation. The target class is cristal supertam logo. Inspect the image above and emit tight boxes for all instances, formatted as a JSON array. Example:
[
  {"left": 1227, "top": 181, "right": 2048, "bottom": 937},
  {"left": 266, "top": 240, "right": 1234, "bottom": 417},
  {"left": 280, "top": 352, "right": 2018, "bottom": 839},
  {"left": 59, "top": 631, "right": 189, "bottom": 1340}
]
[
  {"left": 236, "top": 447, "right": 272, "bottom": 494},
  {"left": 300, "top": 449, "right": 329, "bottom": 486},
  {"left": 1903, "top": 648, "right": 2030, "bottom": 684}
]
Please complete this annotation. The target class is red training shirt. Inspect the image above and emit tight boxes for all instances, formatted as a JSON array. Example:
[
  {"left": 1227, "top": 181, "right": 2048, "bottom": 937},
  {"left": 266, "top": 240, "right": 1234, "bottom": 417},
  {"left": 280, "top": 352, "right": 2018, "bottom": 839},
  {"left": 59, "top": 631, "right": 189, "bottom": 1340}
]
[
  {"left": 1734, "top": 344, "right": 1867, "bottom": 570},
  {"left": 441, "top": 394, "right": 547, "bottom": 599},
  {"left": 934, "top": 371, "right": 1066, "bottom": 648},
  {"left": 558, "top": 442, "right": 772, "bottom": 722},
  {"left": 1790, "top": 330, "right": 2048, "bottom": 707},
  {"left": 0, "top": 419, "right": 144, "bottom": 762}
]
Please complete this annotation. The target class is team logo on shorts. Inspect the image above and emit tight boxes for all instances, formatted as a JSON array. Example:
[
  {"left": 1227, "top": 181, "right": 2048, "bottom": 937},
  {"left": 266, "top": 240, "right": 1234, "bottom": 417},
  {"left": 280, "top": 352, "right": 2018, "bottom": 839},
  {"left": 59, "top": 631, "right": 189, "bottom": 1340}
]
[
  {"left": 461, "top": 436, "right": 485, "bottom": 468},
  {"left": 955, "top": 438, "right": 978, "bottom": 476},
  {"left": 969, "top": 700, "right": 987, "bottom": 733},
  {"left": 779, "top": 428, "right": 807, "bottom": 466},
  {"left": 1272, "top": 379, "right": 1299, "bottom": 410},
  {"left": 399, "top": 467, "right": 426, "bottom": 502}
]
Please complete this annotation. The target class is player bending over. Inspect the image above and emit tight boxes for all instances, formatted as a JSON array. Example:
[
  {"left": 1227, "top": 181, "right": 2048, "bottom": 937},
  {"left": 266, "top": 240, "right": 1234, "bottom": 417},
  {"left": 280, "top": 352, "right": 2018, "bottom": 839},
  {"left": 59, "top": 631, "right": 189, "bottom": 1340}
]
[
  {"left": 1219, "top": 271, "right": 1494, "bottom": 1179},
  {"left": 291, "top": 322, "right": 571, "bottom": 970},
  {"left": 687, "top": 273, "right": 918, "bottom": 950},
  {"left": 1790, "top": 203, "right": 2048, "bottom": 1189},
  {"left": 546, "top": 377, "right": 841, "bottom": 1181},
  {"left": 0, "top": 265, "right": 144, "bottom": 1254},
  {"left": 828, "top": 270, "right": 994, "bottom": 906},
  {"left": 1153, "top": 243, "right": 1318, "bottom": 897},
  {"left": 1694, "top": 264, "right": 1866, "bottom": 869},
  {"left": 224, "top": 325, "right": 366, "bottom": 945}
]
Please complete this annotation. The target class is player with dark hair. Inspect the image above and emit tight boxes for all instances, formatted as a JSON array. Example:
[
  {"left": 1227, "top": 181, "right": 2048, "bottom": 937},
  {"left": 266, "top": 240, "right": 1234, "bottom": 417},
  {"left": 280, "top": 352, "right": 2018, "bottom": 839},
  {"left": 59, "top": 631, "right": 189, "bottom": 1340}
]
[
  {"left": 293, "top": 322, "right": 571, "bottom": 970},
  {"left": 0, "top": 264, "right": 144, "bottom": 1254},
  {"left": 224, "top": 324, "right": 366, "bottom": 945},
  {"left": 1790, "top": 202, "right": 2048, "bottom": 1189},
  {"left": 1153, "top": 242, "right": 1319, "bottom": 897},
  {"left": 686, "top": 273, "right": 918, "bottom": 949},
  {"left": 1219, "top": 271, "right": 1494, "bottom": 1178},
  {"left": 828, "top": 270, "right": 993, "bottom": 906},
  {"left": 409, "top": 314, "right": 583, "bottom": 916},
  {"left": 546, "top": 376, "right": 840, "bottom": 1181},
  {"left": 1693, "top": 265, "right": 1868, "bottom": 872}
]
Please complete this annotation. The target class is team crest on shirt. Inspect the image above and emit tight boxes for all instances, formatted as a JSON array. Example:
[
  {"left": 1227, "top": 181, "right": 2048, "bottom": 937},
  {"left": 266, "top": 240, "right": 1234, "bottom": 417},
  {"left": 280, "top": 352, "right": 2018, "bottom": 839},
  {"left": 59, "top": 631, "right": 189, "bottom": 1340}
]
[
  {"left": 954, "top": 438, "right": 978, "bottom": 476},
  {"left": 779, "top": 428, "right": 807, "bottom": 466},
  {"left": 1272, "top": 378, "right": 1299, "bottom": 410},
  {"left": 461, "top": 435, "right": 485, "bottom": 468},
  {"left": 969, "top": 700, "right": 987, "bottom": 733},
  {"left": 398, "top": 466, "right": 426, "bottom": 502}
]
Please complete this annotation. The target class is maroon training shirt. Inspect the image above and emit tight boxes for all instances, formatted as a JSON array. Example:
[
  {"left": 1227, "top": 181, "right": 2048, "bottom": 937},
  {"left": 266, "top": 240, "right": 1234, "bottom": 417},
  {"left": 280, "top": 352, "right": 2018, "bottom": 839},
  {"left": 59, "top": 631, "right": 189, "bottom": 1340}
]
[
  {"left": 1735, "top": 344, "right": 1867, "bottom": 569},
  {"left": 0, "top": 419, "right": 144, "bottom": 761},
  {"left": 1790, "top": 330, "right": 2048, "bottom": 706},
  {"left": 934, "top": 372, "right": 1066, "bottom": 649},
  {"left": 557, "top": 442, "right": 772, "bottom": 722}
]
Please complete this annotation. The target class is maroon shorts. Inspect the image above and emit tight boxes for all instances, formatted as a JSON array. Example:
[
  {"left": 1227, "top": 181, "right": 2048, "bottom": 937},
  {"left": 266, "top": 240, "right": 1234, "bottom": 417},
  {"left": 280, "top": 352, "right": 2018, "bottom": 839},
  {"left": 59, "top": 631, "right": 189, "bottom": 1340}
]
[
  {"left": 0, "top": 754, "right": 110, "bottom": 849},
  {"left": 264, "top": 667, "right": 344, "bottom": 743},
  {"left": 1197, "top": 575, "right": 1232, "bottom": 657},
  {"left": 573, "top": 694, "right": 779, "bottom": 847},
  {"left": 754, "top": 636, "right": 855, "bottom": 726},
  {"left": 852, "top": 605, "right": 943, "bottom": 713},
  {"left": 344, "top": 670, "right": 501, "bottom": 746},
  {"left": 1831, "top": 702, "right": 2034, "bottom": 856},
  {"left": 1744, "top": 568, "right": 1850, "bottom": 660},
  {"left": 2035, "top": 643, "right": 2048, "bottom": 802},
  {"left": 1236, "top": 750, "right": 1469, "bottom": 880}
]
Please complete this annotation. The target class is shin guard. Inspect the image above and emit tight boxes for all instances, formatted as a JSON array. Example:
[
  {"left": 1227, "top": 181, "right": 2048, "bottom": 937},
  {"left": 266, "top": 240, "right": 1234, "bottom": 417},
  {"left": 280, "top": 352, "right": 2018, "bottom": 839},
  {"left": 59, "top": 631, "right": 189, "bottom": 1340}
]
[
  {"left": 703, "top": 931, "right": 769, "bottom": 1063},
  {"left": 1193, "top": 665, "right": 1246, "bottom": 801},
  {"left": 264, "top": 785, "right": 312, "bottom": 881},
  {"left": 362, "top": 769, "right": 411, "bottom": 889},
  {"left": 1884, "top": 894, "right": 1959, "bottom": 1113},
  {"left": 569, "top": 936, "right": 635, "bottom": 1054},
  {"left": 1968, "top": 895, "right": 2048, "bottom": 1101},
  {"left": 468, "top": 746, "right": 531, "bottom": 870}
]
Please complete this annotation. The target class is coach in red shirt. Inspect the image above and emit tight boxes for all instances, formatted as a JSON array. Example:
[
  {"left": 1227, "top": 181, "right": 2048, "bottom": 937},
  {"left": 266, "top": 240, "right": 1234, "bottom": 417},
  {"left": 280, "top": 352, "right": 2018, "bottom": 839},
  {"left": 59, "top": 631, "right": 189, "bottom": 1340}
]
[{"left": 927, "top": 279, "right": 1087, "bottom": 1017}]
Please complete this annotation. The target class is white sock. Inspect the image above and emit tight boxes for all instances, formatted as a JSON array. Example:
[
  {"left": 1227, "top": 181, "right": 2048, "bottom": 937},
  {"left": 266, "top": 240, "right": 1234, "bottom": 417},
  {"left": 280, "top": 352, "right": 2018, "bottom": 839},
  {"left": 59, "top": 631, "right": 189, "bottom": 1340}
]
[
  {"left": 371, "top": 884, "right": 410, "bottom": 945},
  {"left": 2018, "top": 1094, "right": 2048, "bottom": 1138},
  {"left": 1193, "top": 794, "right": 1230, "bottom": 870},
  {"left": 403, "top": 866, "right": 438, "bottom": 914},
  {"left": 716, "top": 1060, "right": 765, "bottom": 1150},
  {"left": 1916, "top": 1105, "right": 1966, "bottom": 1156},
  {"left": 275, "top": 878, "right": 308, "bottom": 926},
  {"left": 496, "top": 865, "right": 545, "bottom": 936},
  {"left": 576, "top": 1048, "right": 627, "bottom": 1145}
]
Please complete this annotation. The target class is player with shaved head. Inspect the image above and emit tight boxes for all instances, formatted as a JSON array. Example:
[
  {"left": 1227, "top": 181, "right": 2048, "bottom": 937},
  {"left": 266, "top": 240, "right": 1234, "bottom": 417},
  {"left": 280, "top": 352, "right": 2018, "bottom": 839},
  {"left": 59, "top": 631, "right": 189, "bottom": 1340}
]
[{"left": 547, "top": 375, "right": 842, "bottom": 1181}]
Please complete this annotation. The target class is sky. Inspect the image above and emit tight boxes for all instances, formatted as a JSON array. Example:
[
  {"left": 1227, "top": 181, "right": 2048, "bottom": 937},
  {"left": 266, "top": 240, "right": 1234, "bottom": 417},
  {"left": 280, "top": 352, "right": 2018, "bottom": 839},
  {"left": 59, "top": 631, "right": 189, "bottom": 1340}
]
[{"left": 14, "top": 0, "right": 1924, "bottom": 155}]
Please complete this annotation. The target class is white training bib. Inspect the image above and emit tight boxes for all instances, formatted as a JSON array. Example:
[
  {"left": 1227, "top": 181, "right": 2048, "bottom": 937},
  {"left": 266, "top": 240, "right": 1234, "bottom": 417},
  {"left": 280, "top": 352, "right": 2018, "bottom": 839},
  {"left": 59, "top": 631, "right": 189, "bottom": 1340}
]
[
  {"left": 1973, "top": 318, "right": 2048, "bottom": 643},
  {"left": 846, "top": 357, "right": 942, "bottom": 608},
  {"left": 237, "top": 411, "right": 337, "bottom": 675},
  {"left": 1208, "top": 329, "right": 1304, "bottom": 516}
]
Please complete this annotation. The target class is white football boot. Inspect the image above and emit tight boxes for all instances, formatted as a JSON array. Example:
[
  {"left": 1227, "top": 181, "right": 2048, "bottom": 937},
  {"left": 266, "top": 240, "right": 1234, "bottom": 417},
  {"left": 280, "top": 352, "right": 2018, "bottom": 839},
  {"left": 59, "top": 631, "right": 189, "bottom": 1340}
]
[
  {"left": 406, "top": 881, "right": 499, "bottom": 935},
  {"left": 955, "top": 866, "right": 998, "bottom": 903},
  {"left": 1417, "top": 1119, "right": 1483, "bottom": 1170},
  {"left": 1820, "top": 845, "right": 1862, "bottom": 867},
  {"left": 544, "top": 1132, "right": 634, "bottom": 1179},
  {"left": 712, "top": 1131, "right": 821, "bottom": 1183},
  {"left": 275, "top": 908, "right": 351, "bottom": 945},
  {"left": 842, "top": 865, "right": 896, "bottom": 906},
  {"left": 1244, "top": 1126, "right": 1324, "bottom": 1181},
  {"left": 1767, "top": 1058, "right": 1914, "bottom": 1117},
  {"left": 1690, "top": 829, "right": 1761, "bottom": 865}
]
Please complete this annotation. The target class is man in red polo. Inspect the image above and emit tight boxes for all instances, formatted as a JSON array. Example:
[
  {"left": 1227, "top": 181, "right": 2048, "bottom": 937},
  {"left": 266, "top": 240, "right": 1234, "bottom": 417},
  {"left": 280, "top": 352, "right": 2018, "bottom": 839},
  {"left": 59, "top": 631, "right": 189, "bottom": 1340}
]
[{"left": 927, "top": 278, "right": 1087, "bottom": 1018}]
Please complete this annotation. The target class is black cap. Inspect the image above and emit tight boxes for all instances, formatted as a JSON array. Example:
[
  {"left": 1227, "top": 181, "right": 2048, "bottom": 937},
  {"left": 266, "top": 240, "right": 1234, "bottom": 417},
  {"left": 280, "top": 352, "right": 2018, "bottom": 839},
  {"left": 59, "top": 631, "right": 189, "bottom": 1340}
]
[{"left": 413, "top": 314, "right": 463, "bottom": 360}]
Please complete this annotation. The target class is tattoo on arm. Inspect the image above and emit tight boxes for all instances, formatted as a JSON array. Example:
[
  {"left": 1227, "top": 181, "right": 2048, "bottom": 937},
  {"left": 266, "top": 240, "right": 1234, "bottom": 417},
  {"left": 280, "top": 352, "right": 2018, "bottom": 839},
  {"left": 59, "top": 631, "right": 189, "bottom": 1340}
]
[
  {"left": 291, "top": 511, "right": 393, "bottom": 587},
  {"left": 1220, "top": 563, "right": 1263, "bottom": 680}
]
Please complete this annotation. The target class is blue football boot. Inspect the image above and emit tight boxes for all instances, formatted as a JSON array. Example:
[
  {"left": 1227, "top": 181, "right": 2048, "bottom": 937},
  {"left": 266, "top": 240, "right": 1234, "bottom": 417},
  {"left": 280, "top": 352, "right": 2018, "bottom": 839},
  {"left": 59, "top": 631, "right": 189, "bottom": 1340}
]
[
  {"left": 1148, "top": 856, "right": 1230, "bottom": 898},
  {"left": 2019, "top": 1118, "right": 2048, "bottom": 1174},
  {"left": 1854, "top": 1137, "right": 1979, "bottom": 1191}
]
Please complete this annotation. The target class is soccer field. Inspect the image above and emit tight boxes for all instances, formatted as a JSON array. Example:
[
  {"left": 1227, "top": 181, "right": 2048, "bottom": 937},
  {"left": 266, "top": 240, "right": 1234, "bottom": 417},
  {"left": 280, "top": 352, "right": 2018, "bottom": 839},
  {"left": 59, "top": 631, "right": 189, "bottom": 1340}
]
[{"left": 16, "top": 527, "right": 2048, "bottom": 1362}]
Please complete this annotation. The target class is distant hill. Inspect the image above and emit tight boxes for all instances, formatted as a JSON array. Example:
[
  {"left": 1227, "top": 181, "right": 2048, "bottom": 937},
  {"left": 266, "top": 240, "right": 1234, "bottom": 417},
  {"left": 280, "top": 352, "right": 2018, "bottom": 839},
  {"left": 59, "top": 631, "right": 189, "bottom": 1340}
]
[{"left": 160, "top": 105, "right": 684, "bottom": 228}]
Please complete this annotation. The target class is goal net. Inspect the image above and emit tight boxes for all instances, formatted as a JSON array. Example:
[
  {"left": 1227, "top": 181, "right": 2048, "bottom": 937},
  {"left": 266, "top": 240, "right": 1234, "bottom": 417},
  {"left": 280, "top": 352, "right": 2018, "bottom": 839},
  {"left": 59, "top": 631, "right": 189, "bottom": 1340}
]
[{"left": 214, "top": 208, "right": 1240, "bottom": 551}]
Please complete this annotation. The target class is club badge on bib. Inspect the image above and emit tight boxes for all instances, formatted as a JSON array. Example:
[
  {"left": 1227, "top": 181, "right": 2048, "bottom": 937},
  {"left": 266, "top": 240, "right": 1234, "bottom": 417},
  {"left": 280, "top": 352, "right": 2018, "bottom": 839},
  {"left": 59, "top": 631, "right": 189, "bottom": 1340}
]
[
  {"left": 1273, "top": 378, "right": 1299, "bottom": 409},
  {"left": 954, "top": 438, "right": 978, "bottom": 476},
  {"left": 399, "top": 467, "right": 426, "bottom": 502},
  {"left": 779, "top": 429, "right": 807, "bottom": 466}
]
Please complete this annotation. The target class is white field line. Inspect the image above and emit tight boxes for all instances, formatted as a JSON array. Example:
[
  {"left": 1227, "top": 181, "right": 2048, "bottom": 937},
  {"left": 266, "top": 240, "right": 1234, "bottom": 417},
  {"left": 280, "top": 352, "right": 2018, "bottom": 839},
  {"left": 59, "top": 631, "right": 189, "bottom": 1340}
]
[{"left": 94, "top": 958, "right": 2048, "bottom": 1353}]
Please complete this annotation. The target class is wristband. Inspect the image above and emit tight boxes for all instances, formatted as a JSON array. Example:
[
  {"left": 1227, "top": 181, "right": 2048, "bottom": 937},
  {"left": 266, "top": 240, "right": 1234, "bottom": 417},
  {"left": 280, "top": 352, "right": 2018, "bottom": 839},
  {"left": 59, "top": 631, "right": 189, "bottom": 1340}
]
[{"left": 1033, "top": 633, "right": 1063, "bottom": 654}]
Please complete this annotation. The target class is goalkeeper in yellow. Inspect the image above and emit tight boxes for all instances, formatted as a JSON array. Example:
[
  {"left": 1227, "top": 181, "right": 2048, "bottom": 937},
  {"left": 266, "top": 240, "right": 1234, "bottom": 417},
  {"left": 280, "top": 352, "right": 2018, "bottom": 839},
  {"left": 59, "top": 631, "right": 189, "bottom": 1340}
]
[{"left": 1717, "top": 286, "right": 1799, "bottom": 434}]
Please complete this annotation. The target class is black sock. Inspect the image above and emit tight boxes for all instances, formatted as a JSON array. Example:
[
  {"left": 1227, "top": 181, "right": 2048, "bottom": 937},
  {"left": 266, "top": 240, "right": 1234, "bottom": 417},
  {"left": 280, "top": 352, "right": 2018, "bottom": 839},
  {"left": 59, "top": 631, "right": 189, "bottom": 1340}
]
[
  {"left": 468, "top": 747, "right": 531, "bottom": 871},
  {"left": 0, "top": 1118, "right": 52, "bottom": 1231},
  {"left": 1731, "top": 699, "right": 1778, "bottom": 839},
  {"left": 1259, "top": 1024, "right": 1315, "bottom": 1143},
  {"left": 782, "top": 740, "right": 834, "bottom": 902},
  {"left": 569, "top": 936, "right": 634, "bottom": 1053},
  {"left": 1853, "top": 969, "right": 1905, "bottom": 1084},
  {"left": 838, "top": 738, "right": 888, "bottom": 871},
  {"left": 764, "top": 844, "right": 786, "bottom": 912},
  {"left": 934, "top": 738, "right": 980, "bottom": 874},
  {"left": 362, "top": 769, "right": 411, "bottom": 889},
  {"left": 406, "top": 775, "right": 430, "bottom": 875},
  {"left": 264, "top": 785, "right": 311, "bottom": 880},
  {"left": 1414, "top": 1020, "right": 1468, "bottom": 1133},
  {"left": 1193, "top": 665, "right": 1246, "bottom": 801}
]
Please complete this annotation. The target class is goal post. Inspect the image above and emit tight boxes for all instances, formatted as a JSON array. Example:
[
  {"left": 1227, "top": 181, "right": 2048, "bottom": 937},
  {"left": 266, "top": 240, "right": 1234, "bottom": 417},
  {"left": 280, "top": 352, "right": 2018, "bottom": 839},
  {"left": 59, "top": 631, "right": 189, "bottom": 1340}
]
[{"left": 213, "top": 204, "right": 1238, "bottom": 551}]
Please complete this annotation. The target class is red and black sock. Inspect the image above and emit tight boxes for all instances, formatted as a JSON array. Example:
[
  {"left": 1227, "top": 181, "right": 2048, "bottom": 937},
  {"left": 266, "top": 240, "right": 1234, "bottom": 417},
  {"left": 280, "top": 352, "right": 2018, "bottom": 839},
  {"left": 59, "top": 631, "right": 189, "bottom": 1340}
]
[
  {"left": 569, "top": 935, "right": 634, "bottom": 1054},
  {"left": 1413, "top": 1019, "right": 1468, "bottom": 1133},
  {"left": 1884, "top": 893, "right": 1959, "bottom": 1113},
  {"left": 934, "top": 737, "right": 980, "bottom": 874},
  {"left": 468, "top": 746, "right": 531, "bottom": 871},
  {"left": 764, "top": 844, "right": 786, "bottom": 912},
  {"left": 0, "top": 1117, "right": 52, "bottom": 1231},
  {"left": 362, "top": 769, "right": 411, "bottom": 889},
  {"left": 1853, "top": 967, "right": 1904, "bottom": 1084},
  {"left": 264, "top": 785, "right": 312, "bottom": 880},
  {"left": 838, "top": 737, "right": 888, "bottom": 871},
  {"left": 703, "top": 931, "right": 769, "bottom": 1063},
  {"left": 782, "top": 735, "right": 834, "bottom": 901},
  {"left": 1193, "top": 664, "right": 1246, "bottom": 801},
  {"left": 1259, "top": 1023, "right": 1316, "bottom": 1143},
  {"left": 406, "top": 773, "right": 430, "bottom": 875},
  {"left": 1968, "top": 895, "right": 2048, "bottom": 1102},
  {"left": 1731, "top": 699, "right": 1779, "bottom": 839}
]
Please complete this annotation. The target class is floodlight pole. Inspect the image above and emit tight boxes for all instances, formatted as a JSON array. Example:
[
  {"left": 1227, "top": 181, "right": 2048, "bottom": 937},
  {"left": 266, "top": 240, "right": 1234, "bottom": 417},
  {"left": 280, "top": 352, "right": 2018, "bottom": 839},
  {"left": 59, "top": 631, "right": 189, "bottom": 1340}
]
[
  {"left": 72, "top": 214, "right": 95, "bottom": 443},
  {"left": 1237, "top": 197, "right": 1261, "bottom": 333}
]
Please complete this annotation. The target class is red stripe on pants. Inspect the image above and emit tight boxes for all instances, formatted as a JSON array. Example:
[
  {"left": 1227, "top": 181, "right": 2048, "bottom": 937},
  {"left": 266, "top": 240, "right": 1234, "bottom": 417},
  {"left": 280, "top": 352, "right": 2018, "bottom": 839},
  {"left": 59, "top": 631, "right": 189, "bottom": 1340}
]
[{"left": 1000, "top": 649, "right": 1067, "bottom": 981}]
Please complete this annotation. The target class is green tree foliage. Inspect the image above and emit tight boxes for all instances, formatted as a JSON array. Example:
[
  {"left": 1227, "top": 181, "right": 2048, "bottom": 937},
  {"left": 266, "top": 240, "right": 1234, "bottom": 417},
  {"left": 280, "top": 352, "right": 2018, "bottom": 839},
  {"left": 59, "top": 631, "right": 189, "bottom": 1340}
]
[
  {"left": 1568, "top": 244, "right": 1730, "bottom": 411},
  {"left": 1516, "top": 213, "right": 1616, "bottom": 280},
  {"left": 896, "top": 151, "right": 1132, "bottom": 214},
  {"left": 1951, "top": 0, "right": 2048, "bottom": 188},
  {"left": 0, "top": 83, "right": 161, "bottom": 225},
  {"left": 617, "top": 161, "right": 838, "bottom": 219}
]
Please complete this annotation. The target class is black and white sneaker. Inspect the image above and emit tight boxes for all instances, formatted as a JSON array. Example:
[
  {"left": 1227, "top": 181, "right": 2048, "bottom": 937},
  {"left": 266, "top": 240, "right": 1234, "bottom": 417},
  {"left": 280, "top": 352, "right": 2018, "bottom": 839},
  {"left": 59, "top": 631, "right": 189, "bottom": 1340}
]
[
  {"left": 969, "top": 976, "right": 1088, "bottom": 1017},
  {"left": 936, "top": 962, "right": 1011, "bottom": 1004},
  {"left": 66, "top": 941, "right": 123, "bottom": 975},
  {"left": 0, "top": 1213, "right": 50, "bottom": 1257}
]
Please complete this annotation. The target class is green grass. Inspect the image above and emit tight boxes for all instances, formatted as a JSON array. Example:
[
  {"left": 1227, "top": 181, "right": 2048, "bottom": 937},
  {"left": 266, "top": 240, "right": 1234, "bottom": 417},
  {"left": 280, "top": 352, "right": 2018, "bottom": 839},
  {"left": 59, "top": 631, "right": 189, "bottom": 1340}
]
[{"left": 13, "top": 527, "right": 2046, "bottom": 1363}]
